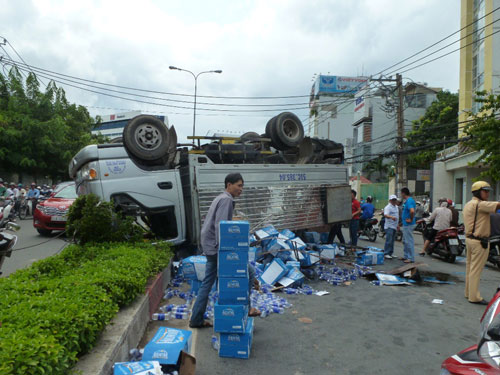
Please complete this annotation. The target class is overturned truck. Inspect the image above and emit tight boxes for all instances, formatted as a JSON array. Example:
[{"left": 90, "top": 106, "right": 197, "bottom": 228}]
[{"left": 69, "top": 112, "right": 352, "bottom": 249}]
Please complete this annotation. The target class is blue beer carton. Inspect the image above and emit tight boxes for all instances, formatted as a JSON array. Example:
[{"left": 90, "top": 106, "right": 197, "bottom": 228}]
[
  {"left": 219, "top": 221, "right": 250, "bottom": 250},
  {"left": 113, "top": 361, "right": 162, "bottom": 375},
  {"left": 320, "top": 232, "right": 329, "bottom": 244},
  {"left": 142, "top": 327, "right": 192, "bottom": 366},
  {"left": 258, "top": 258, "right": 288, "bottom": 286},
  {"left": 277, "top": 267, "right": 305, "bottom": 287},
  {"left": 319, "top": 244, "right": 338, "bottom": 260},
  {"left": 248, "top": 246, "right": 257, "bottom": 262},
  {"left": 254, "top": 225, "right": 279, "bottom": 240},
  {"left": 219, "top": 317, "right": 254, "bottom": 359},
  {"left": 278, "top": 229, "right": 296, "bottom": 240},
  {"left": 304, "top": 231, "right": 320, "bottom": 244},
  {"left": 286, "top": 237, "right": 307, "bottom": 250},
  {"left": 356, "top": 249, "right": 384, "bottom": 266},
  {"left": 286, "top": 260, "right": 301, "bottom": 270},
  {"left": 218, "top": 277, "right": 249, "bottom": 305},
  {"left": 214, "top": 302, "right": 249, "bottom": 333},
  {"left": 301, "top": 250, "right": 320, "bottom": 267},
  {"left": 218, "top": 250, "right": 249, "bottom": 278},
  {"left": 179, "top": 255, "right": 206, "bottom": 281}
]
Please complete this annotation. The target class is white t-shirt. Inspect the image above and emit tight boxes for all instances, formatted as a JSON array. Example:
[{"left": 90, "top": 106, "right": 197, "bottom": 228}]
[{"left": 384, "top": 203, "right": 399, "bottom": 230}]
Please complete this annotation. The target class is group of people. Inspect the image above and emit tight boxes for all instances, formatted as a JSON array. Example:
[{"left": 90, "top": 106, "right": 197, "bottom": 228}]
[{"left": 0, "top": 179, "right": 54, "bottom": 215}]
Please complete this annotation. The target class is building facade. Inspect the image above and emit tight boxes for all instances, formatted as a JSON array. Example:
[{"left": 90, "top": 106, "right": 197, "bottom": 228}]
[
  {"left": 432, "top": 0, "right": 500, "bottom": 213},
  {"left": 351, "top": 83, "right": 440, "bottom": 177},
  {"left": 308, "top": 75, "right": 368, "bottom": 145}
]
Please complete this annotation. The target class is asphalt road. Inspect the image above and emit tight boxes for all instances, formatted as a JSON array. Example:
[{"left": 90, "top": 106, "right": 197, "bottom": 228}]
[
  {"left": 189, "top": 230, "right": 500, "bottom": 375},
  {"left": 0, "top": 217, "right": 68, "bottom": 277}
]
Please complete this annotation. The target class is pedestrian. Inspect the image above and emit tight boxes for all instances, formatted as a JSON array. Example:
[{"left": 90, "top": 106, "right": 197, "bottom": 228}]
[
  {"left": 383, "top": 195, "right": 399, "bottom": 259},
  {"left": 423, "top": 198, "right": 430, "bottom": 213},
  {"left": 464, "top": 181, "right": 500, "bottom": 305},
  {"left": 400, "top": 187, "right": 416, "bottom": 263},
  {"left": 419, "top": 199, "right": 452, "bottom": 256},
  {"left": 0, "top": 179, "right": 6, "bottom": 198},
  {"left": 328, "top": 222, "right": 345, "bottom": 245},
  {"left": 349, "top": 189, "right": 361, "bottom": 249},
  {"left": 189, "top": 173, "right": 260, "bottom": 329},
  {"left": 448, "top": 199, "right": 460, "bottom": 227}
]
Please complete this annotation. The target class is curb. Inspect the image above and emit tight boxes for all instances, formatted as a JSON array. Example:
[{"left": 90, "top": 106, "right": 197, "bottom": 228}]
[{"left": 72, "top": 264, "right": 171, "bottom": 375}]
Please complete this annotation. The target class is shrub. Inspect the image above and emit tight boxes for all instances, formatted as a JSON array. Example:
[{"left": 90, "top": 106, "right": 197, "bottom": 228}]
[
  {"left": 0, "top": 241, "right": 172, "bottom": 375},
  {"left": 66, "top": 194, "right": 144, "bottom": 244}
]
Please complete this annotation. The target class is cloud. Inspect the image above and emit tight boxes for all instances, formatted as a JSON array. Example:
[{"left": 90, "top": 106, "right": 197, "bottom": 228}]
[{"left": 0, "top": 0, "right": 460, "bottom": 142}]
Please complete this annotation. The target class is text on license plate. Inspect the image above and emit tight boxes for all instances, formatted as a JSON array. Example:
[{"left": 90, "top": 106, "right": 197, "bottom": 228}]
[
  {"left": 458, "top": 235, "right": 466, "bottom": 240},
  {"left": 449, "top": 238, "right": 459, "bottom": 245},
  {"left": 51, "top": 215, "right": 67, "bottom": 222}
]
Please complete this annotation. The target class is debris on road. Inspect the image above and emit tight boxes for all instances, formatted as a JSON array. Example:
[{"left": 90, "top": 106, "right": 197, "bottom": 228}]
[{"left": 432, "top": 299, "right": 444, "bottom": 304}]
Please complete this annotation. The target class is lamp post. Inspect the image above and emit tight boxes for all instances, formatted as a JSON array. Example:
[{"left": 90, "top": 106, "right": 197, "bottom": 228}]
[{"left": 169, "top": 66, "right": 222, "bottom": 144}]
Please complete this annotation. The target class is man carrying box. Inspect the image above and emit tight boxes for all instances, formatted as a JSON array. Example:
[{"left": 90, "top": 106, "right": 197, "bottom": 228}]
[{"left": 190, "top": 173, "right": 260, "bottom": 329}]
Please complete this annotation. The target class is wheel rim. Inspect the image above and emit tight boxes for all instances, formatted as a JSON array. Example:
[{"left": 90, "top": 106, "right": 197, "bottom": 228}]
[
  {"left": 135, "top": 124, "right": 162, "bottom": 151},
  {"left": 282, "top": 119, "right": 300, "bottom": 140}
]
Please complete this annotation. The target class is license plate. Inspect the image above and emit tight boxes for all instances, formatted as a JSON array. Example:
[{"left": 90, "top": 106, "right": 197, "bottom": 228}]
[
  {"left": 51, "top": 215, "right": 67, "bottom": 222},
  {"left": 458, "top": 235, "right": 466, "bottom": 240},
  {"left": 449, "top": 238, "right": 459, "bottom": 245}
]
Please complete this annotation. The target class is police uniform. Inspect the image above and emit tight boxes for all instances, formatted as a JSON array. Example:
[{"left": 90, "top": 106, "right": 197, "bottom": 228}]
[{"left": 464, "top": 197, "right": 498, "bottom": 303}]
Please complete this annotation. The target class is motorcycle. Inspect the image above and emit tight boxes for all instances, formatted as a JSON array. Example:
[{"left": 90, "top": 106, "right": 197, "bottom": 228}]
[
  {"left": 420, "top": 220, "right": 463, "bottom": 263},
  {"left": 0, "top": 222, "right": 20, "bottom": 275},
  {"left": 358, "top": 218, "right": 378, "bottom": 242},
  {"left": 488, "top": 213, "right": 500, "bottom": 270},
  {"left": 0, "top": 199, "right": 15, "bottom": 229},
  {"left": 377, "top": 216, "right": 403, "bottom": 241},
  {"left": 442, "top": 284, "right": 500, "bottom": 374},
  {"left": 415, "top": 212, "right": 430, "bottom": 233}
]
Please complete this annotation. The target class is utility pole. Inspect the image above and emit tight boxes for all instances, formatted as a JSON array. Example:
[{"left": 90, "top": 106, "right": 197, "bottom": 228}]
[{"left": 395, "top": 73, "right": 406, "bottom": 195}]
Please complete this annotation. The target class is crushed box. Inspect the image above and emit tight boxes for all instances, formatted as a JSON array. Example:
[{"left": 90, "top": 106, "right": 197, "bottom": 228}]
[
  {"left": 278, "top": 267, "right": 305, "bottom": 287},
  {"left": 180, "top": 256, "right": 206, "bottom": 281},
  {"left": 258, "top": 258, "right": 288, "bottom": 286},
  {"left": 214, "top": 303, "right": 249, "bottom": 333},
  {"left": 356, "top": 250, "right": 384, "bottom": 266},
  {"left": 114, "top": 361, "right": 162, "bottom": 375},
  {"left": 142, "top": 327, "right": 192, "bottom": 366},
  {"left": 219, "top": 221, "right": 250, "bottom": 250},
  {"left": 218, "top": 277, "right": 249, "bottom": 305},
  {"left": 219, "top": 317, "right": 254, "bottom": 359},
  {"left": 254, "top": 225, "right": 279, "bottom": 240}
]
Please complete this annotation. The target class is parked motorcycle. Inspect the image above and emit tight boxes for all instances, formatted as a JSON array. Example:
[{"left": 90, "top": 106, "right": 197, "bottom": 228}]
[
  {"left": 442, "top": 284, "right": 500, "bottom": 373},
  {"left": 0, "top": 222, "right": 20, "bottom": 275},
  {"left": 420, "top": 220, "right": 463, "bottom": 263},
  {"left": 0, "top": 199, "right": 15, "bottom": 229},
  {"left": 358, "top": 218, "right": 378, "bottom": 242},
  {"left": 377, "top": 216, "right": 403, "bottom": 241}
]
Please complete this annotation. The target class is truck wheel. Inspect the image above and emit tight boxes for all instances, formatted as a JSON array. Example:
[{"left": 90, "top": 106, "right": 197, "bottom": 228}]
[
  {"left": 273, "top": 112, "right": 304, "bottom": 148},
  {"left": 265, "top": 116, "right": 277, "bottom": 139},
  {"left": 123, "top": 115, "right": 170, "bottom": 161},
  {"left": 240, "top": 132, "right": 260, "bottom": 142}
]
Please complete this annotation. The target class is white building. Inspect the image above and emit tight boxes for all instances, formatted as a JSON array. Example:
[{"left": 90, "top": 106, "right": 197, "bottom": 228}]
[{"left": 92, "top": 111, "right": 169, "bottom": 140}]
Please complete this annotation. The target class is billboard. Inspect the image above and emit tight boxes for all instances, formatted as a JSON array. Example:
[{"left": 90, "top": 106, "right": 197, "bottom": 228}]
[{"left": 315, "top": 75, "right": 368, "bottom": 95}]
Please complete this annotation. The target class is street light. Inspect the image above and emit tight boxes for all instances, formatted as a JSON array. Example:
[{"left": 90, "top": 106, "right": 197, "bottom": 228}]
[{"left": 169, "top": 66, "right": 222, "bottom": 144}]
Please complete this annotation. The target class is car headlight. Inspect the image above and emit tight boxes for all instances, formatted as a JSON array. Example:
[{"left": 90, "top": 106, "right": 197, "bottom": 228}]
[
  {"left": 37, "top": 205, "right": 48, "bottom": 215},
  {"left": 80, "top": 161, "right": 100, "bottom": 181}
]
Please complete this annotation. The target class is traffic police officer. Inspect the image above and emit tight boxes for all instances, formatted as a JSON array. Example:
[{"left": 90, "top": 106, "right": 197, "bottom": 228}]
[{"left": 464, "top": 181, "right": 500, "bottom": 305}]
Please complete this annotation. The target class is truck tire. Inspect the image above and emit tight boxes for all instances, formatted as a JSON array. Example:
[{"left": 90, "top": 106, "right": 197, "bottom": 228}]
[
  {"left": 265, "top": 116, "right": 277, "bottom": 139},
  {"left": 273, "top": 112, "right": 304, "bottom": 148},
  {"left": 240, "top": 132, "right": 260, "bottom": 142},
  {"left": 123, "top": 115, "right": 170, "bottom": 161}
]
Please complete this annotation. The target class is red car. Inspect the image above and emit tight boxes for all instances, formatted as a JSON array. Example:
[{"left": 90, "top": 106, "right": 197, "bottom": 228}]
[{"left": 33, "top": 183, "right": 77, "bottom": 236}]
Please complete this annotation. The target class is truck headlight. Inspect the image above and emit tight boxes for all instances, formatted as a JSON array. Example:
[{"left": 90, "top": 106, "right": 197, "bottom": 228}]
[{"left": 80, "top": 161, "right": 100, "bottom": 181}]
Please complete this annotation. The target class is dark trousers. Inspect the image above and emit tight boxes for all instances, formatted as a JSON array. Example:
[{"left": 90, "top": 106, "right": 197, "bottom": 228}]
[
  {"left": 350, "top": 219, "right": 360, "bottom": 247},
  {"left": 328, "top": 223, "right": 345, "bottom": 244}
]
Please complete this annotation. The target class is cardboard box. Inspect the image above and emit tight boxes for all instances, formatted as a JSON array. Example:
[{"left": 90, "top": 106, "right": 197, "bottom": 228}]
[
  {"left": 258, "top": 258, "right": 288, "bottom": 286},
  {"left": 318, "top": 244, "right": 337, "bottom": 260},
  {"left": 180, "top": 256, "right": 206, "bottom": 281},
  {"left": 219, "top": 221, "right": 250, "bottom": 250},
  {"left": 218, "top": 277, "right": 249, "bottom": 305},
  {"left": 278, "top": 229, "right": 296, "bottom": 240},
  {"left": 304, "top": 231, "right": 320, "bottom": 244},
  {"left": 265, "top": 238, "right": 290, "bottom": 256},
  {"left": 356, "top": 250, "right": 384, "bottom": 266},
  {"left": 300, "top": 251, "right": 320, "bottom": 267},
  {"left": 114, "top": 361, "right": 163, "bottom": 375},
  {"left": 254, "top": 225, "right": 279, "bottom": 240},
  {"left": 286, "top": 260, "right": 301, "bottom": 270},
  {"left": 248, "top": 247, "right": 257, "bottom": 263},
  {"left": 142, "top": 327, "right": 192, "bottom": 366},
  {"left": 286, "top": 237, "right": 306, "bottom": 250},
  {"left": 218, "top": 250, "right": 249, "bottom": 278},
  {"left": 214, "top": 303, "right": 249, "bottom": 333},
  {"left": 320, "top": 232, "right": 329, "bottom": 244},
  {"left": 219, "top": 317, "right": 254, "bottom": 359},
  {"left": 277, "top": 267, "right": 305, "bottom": 287}
]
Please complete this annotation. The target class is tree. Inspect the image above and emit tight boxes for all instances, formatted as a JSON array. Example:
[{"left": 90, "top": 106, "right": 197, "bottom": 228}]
[
  {"left": 363, "top": 157, "right": 394, "bottom": 181},
  {"left": 463, "top": 91, "right": 500, "bottom": 181},
  {"left": 0, "top": 67, "right": 104, "bottom": 180},
  {"left": 406, "top": 91, "right": 459, "bottom": 169}
]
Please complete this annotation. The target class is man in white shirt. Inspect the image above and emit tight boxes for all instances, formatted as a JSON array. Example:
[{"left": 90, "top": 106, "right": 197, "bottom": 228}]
[
  {"left": 419, "top": 200, "right": 452, "bottom": 256},
  {"left": 383, "top": 195, "right": 400, "bottom": 259}
]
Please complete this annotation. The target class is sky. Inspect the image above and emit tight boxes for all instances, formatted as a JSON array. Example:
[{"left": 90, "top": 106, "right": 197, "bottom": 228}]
[{"left": 0, "top": 0, "right": 460, "bottom": 143}]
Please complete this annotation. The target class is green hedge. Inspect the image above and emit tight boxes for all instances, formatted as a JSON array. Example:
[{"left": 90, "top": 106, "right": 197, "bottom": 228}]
[{"left": 0, "top": 241, "right": 172, "bottom": 375}]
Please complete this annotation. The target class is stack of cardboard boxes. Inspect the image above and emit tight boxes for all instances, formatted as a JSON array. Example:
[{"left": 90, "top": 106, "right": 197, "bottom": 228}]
[{"left": 214, "top": 220, "right": 254, "bottom": 359}]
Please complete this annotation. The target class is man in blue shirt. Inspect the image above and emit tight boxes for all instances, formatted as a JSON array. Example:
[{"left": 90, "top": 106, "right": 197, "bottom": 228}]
[
  {"left": 360, "top": 196, "right": 375, "bottom": 231},
  {"left": 26, "top": 182, "right": 40, "bottom": 213},
  {"left": 401, "top": 187, "right": 416, "bottom": 263}
]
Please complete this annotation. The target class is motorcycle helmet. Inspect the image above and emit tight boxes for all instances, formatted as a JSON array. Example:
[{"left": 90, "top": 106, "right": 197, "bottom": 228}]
[
  {"left": 471, "top": 181, "right": 492, "bottom": 192},
  {"left": 447, "top": 199, "right": 453, "bottom": 206},
  {"left": 18, "top": 183, "right": 22, "bottom": 188},
  {"left": 0, "top": 178, "right": 3, "bottom": 183}
]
